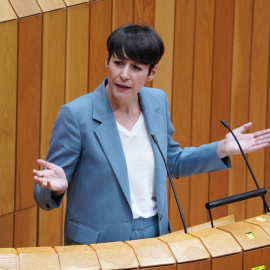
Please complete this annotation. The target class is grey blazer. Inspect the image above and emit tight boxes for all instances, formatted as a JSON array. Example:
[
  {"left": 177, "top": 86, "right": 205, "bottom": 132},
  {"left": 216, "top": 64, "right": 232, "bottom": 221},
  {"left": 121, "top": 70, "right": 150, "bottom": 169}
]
[{"left": 34, "top": 79, "right": 231, "bottom": 245}]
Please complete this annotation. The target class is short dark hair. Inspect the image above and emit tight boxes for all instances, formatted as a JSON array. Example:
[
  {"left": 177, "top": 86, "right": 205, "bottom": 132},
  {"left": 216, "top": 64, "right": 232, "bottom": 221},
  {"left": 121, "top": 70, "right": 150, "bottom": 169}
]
[{"left": 106, "top": 24, "right": 164, "bottom": 74}]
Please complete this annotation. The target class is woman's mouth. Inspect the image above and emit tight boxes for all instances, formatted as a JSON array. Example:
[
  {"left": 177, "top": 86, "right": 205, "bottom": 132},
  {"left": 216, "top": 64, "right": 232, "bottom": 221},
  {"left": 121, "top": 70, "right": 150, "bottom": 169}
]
[{"left": 116, "top": 84, "right": 131, "bottom": 91}]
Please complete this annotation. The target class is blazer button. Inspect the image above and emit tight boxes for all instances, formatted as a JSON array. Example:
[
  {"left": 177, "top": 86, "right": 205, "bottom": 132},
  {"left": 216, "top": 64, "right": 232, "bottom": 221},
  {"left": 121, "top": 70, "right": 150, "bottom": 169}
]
[
  {"left": 160, "top": 214, "right": 162, "bottom": 220},
  {"left": 45, "top": 204, "right": 50, "bottom": 209}
]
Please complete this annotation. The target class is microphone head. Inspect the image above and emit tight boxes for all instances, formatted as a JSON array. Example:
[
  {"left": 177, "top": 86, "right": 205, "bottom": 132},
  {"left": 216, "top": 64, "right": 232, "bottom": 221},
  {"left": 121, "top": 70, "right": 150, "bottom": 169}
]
[{"left": 220, "top": 119, "right": 229, "bottom": 129}]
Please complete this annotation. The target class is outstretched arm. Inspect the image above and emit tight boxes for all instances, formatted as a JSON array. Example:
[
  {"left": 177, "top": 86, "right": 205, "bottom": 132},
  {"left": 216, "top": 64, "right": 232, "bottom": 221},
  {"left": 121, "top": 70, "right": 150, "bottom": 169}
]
[
  {"left": 33, "top": 159, "right": 68, "bottom": 197},
  {"left": 217, "top": 122, "right": 270, "bottom": 159}
]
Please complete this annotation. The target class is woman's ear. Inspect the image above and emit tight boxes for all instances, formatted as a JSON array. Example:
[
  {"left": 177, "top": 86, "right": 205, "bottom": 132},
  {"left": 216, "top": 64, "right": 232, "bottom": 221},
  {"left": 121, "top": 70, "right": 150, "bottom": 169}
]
[
  {"left": 105, "top": 52, "right": 109, "bottom": 67},
  {"left": 146, "top": 65, "right": 158, "bottom": 81}
]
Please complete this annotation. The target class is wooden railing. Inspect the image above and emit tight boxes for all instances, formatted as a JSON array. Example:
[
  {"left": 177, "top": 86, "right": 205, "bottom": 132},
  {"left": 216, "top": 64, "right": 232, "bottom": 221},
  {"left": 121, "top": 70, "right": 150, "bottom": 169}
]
[
  {"left": 1, "top": 214, "right": 270, "bottom": 269},
  {"left": 0, "top": 0, "right": 270, "bottom": 248}
]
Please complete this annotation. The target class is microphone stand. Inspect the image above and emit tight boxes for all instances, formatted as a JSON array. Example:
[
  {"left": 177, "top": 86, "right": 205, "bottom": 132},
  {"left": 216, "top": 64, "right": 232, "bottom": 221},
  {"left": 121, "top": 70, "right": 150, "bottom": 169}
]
[
  {"left": 205, "top": 120, "right": 269, "bottom": 228},
  {"left": 151, "top": 134, "right": 187, "bottom": 233}
]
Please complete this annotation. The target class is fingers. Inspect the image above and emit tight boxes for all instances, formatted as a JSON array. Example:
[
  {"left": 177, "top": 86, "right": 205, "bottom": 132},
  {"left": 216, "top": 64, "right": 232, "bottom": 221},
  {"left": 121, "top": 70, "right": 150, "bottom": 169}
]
[
  {"left": 233, "top": 122, "right": 252, "bottom": 134},
  {"left": 33, "top": 169, "right": 48, "bottom": 187}
]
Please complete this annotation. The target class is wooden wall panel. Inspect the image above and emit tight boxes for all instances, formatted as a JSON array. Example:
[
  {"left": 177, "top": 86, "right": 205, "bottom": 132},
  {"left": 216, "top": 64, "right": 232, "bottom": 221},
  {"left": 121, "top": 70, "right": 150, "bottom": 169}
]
[
  {"left": 133, "top": 0, "right": 155, "bottom": 88},
  {"left": 14, "top": 206, "right": 37, "bottom": 248},
  {"left": 112, "top": 0, "right": 133, "bottom": 30},
  {"left": 38, "top": 9, "right": 67, "bottom": 246},
  {"left": 88, "top": 0, "right": 112, "bottom": 92},
  {"left": 171, "top": 0, "right": 196, "bottom": 231},
  {"left": 0, "top": 21, "right": 17, "bottom": 216},
  {"left": 65, "top": 3, "right": 89, "bottom": 102},
  {"left": 153, "top": 0, "right": 175, "bottom": 104},
  {"left": 228, "top": 0, "right": 253, "bottom": 221},
  {"left": 16, "top": 15, "right": 42, "bottom": 210},
  {"left": 246, "top": 0, "right": 270, "bottom": 218},
  {"left": 0, "top": 213, "right": 14, "bottom": 248},
  {"left": 209, "top": 0, "right": 235, "bottom": 220},
  {"left": 189, "top": 0, "right": 215, "bottom": 226}
]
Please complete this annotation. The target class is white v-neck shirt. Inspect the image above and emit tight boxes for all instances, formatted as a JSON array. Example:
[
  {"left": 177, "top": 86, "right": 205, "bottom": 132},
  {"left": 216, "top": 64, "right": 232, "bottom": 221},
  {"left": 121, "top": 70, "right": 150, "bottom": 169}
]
[{"left": 116, "top": 113, "right": 157, "bottom": 219}]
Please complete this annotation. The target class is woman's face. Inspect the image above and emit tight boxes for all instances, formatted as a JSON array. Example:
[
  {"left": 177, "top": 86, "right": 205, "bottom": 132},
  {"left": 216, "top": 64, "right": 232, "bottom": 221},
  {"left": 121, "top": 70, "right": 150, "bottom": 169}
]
[{"left": 105, "top": 53, "right": 157, "bottom": 106}]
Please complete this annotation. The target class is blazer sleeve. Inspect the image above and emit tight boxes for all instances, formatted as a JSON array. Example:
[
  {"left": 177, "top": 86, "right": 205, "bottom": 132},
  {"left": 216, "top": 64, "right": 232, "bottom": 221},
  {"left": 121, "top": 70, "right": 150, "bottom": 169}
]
[
  {"left": 34, "top": 105, "right": 82, "bottom": 210},
  {"left": 162, "top": 93, "right": 232, "bottom": 178}
]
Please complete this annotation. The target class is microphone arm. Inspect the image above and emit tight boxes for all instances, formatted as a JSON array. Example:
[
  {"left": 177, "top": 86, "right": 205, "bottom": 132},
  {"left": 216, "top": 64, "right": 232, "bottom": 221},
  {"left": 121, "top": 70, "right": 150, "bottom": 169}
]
[
  {"left": 206, "top": 120, "right": 269, "bottom": 227},
  {"left": 220, "top": 119, "right": 269, "bottom": 213},
  {"left": 151, "top": 134, "right": 187, "bottom": 233}
]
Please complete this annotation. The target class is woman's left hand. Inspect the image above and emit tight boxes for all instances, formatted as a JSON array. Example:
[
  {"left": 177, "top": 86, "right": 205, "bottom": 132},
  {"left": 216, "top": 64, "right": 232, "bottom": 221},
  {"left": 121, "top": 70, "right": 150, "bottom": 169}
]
[{"left": 218, "top": 122, "right": 270, "bottom": 158}]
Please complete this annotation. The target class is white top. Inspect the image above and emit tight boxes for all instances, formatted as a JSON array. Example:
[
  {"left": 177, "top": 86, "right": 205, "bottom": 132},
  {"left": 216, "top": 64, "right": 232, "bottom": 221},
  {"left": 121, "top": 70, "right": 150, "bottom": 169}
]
[{"left": 116, "top": 113, "right": 157, "bottom": 219}]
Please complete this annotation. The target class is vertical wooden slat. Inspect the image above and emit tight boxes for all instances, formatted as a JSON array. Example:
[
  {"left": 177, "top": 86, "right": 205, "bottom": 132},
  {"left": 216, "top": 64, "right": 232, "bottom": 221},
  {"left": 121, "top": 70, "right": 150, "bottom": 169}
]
[
  {"left": 112, "top": 0, "right": 134, "bottom": 30},
  {"left": 16, "top": 15, "right": 42, "bottom": 211},
  {"left": 134, "top": 0, "right": 155, "bottom": 27},
  {"left": 133, "top": 0, "right": 155, "bottom": 88},
  {"left": 246, "top": 0, "right": 270, "bottom": 218},
  {"left": 38, "top": 8, "right": 67, "bottom": 246},
  {"left": 65, "top": 3, "right": 89, "bottom": 102},
  {"left": 209, "top": 0, "right": 235, "bottom": 220},
  {"left": 189, "top": 0, "right": 215, "bottom": 226},
  {"left": 153, "top": 0, "right": 175, "bottom": 104},
  {"left": 14, "top": 206, "right": 37, "bottom": 248},
  {"left": 0, "top": 213, "right": 14, "bottom": 248},
  {"left": 88, "top": 0, "right": 112, "bottom": 92},
  {"left": 0, "top": 21, "right": 17, "bottom": 217},
  {"left": 171, "top": 0, "right": 196, "bottom": 231},
  {"left": 228, "top": 0, "right": 253, "bottom": 221}
]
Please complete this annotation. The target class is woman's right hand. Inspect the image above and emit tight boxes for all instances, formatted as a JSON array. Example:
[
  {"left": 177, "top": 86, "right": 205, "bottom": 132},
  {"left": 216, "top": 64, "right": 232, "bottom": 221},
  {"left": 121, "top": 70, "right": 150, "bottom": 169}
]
[{"left": 33, "top": 159, "right": 68, "bottom": 196}]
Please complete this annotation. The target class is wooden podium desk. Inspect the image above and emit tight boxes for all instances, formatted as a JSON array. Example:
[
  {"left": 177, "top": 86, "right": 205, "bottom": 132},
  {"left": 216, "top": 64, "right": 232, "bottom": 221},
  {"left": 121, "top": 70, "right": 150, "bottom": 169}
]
[
  {"left": 219, "top": 219, "right": 270, "bottom": 270},
  {"left": 1, "top": 215, "right": 270, "bottom": 269}
]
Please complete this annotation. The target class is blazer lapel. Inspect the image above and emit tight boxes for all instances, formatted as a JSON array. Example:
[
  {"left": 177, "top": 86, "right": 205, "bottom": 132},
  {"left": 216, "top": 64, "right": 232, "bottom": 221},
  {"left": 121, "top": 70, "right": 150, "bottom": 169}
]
[
  {"left": 92, "top": 81, "right": 132, "bottom": 210},
  {"left": 139, "top": 89, "right": 168, "bottom": 216}
]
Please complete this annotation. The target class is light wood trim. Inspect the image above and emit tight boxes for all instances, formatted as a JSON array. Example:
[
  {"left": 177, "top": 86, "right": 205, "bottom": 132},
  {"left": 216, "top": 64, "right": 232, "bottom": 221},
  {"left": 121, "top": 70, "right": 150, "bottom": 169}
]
[
  {"left": 55, "top": 245, "right": 100, "bottom": 269},
  {"left": 91, "top": 241, "right": 138, "bottom": 269},
  {"left": 36, "top": 0, "right": 66, "bottom": 12},
  {"left": 190, "top": 227, "right": 242, "bottom": 257},
  {"left": 218, "top": 221, "right": 270, "bottom": 251},
  {"left": 126, "top": 238, "right": 176, "bottom": 268},
  {"left": 0, "top": 0, "right": 17, "bottom": 22},
  {"left": 17, "top": 247, "right": 60, "bottom": 270},
  {"left": 159, "top": 232, "right": 210, "bottom": 263},
  {"left": 9, "top": 0, "right": 41, "bottom": 18},
  {"left": 63, "top": 0, "right": 89, "bottom": 6}
]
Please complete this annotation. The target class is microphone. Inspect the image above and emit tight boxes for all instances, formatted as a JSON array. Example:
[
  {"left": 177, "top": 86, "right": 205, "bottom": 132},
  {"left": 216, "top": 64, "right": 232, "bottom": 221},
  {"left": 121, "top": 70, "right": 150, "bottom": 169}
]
[
  {"left": 220, "top": 119, "right": 269, "bottom": 213},
  {"left": 151, "top": 134, "right": 187, "bottom": 233}
]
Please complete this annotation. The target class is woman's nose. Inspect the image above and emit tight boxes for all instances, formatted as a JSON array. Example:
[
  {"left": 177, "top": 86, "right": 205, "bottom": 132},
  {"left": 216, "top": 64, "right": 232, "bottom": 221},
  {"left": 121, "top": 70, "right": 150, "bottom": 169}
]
[{"left": 120, "top": 66, "right": 130, "bottom": 80}]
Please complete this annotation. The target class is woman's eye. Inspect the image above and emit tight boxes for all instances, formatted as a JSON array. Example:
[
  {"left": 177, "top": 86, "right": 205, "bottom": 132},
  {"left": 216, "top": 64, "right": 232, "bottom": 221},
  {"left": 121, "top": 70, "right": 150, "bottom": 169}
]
[
  {"left": 114, "top": 61, "right": 123, "bottom": 66},
  {"left": 133, "top": 65, "right": 142, "bottom": 71}
]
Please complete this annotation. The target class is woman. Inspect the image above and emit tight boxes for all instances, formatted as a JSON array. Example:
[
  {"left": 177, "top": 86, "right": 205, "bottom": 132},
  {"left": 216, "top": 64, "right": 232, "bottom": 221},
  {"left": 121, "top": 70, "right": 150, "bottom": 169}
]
[{"left": 33, "top": 24, "right": 270, "bottom": 245}]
